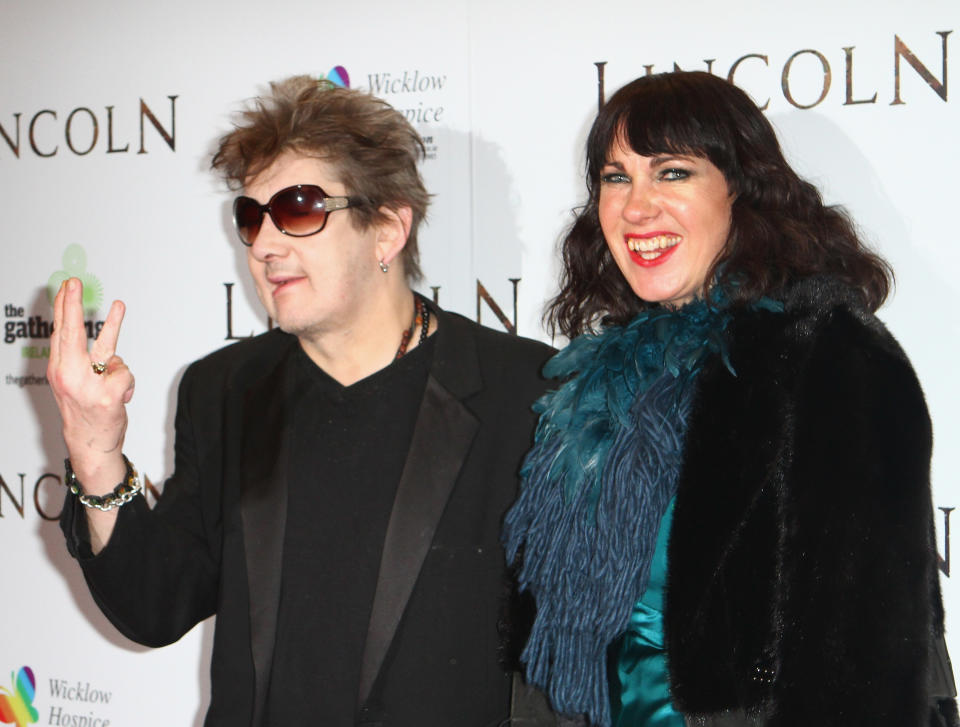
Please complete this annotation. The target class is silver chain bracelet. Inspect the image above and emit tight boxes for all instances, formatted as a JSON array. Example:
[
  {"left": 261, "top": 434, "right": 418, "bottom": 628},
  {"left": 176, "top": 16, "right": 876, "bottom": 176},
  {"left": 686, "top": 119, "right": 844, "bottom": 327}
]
[{"left": 65, "top": 455, "right": 142, "bottom": 511}]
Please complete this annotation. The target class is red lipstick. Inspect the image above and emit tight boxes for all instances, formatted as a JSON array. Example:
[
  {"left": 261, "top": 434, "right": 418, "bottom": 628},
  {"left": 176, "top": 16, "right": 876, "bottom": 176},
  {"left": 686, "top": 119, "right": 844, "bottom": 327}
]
[{"left": 624, "top": 233, "right": 681, "bottom": 267}]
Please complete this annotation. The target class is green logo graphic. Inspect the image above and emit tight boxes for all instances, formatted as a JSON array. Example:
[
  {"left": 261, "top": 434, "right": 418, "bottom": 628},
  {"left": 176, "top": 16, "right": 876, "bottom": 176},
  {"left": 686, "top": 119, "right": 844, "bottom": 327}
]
[{"left": 46, "top": 244, "right": 103, "bottom": 313}]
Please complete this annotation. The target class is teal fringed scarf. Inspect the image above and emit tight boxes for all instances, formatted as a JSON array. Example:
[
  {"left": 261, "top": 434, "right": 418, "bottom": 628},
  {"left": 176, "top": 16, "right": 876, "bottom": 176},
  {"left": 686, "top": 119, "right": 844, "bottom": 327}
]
[{"left": 503, "top": 296, "right": 780, "bottom": 727}]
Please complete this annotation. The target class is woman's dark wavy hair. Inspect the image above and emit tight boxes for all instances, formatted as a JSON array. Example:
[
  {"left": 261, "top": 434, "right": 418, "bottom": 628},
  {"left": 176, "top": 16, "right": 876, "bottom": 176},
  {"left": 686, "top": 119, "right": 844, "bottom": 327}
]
[{"left": 548, "top": 71, "right": 892, "bottom": 337}]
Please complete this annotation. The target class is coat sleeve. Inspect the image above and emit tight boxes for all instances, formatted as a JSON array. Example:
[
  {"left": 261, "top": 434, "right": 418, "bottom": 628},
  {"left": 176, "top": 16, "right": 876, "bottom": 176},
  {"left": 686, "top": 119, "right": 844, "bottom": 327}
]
[
  {"left": 769, "top": 308, "right": 941, "bottom": 726},
  {"left": 61, "top": 360, "right": 221, "bottom": 647}
]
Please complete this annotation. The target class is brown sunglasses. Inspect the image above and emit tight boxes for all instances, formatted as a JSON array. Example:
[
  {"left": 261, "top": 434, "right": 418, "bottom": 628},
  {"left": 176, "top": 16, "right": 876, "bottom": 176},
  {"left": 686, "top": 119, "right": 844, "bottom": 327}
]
[{"left": 232, "top": 184, "right": 363, "bottom": 246}]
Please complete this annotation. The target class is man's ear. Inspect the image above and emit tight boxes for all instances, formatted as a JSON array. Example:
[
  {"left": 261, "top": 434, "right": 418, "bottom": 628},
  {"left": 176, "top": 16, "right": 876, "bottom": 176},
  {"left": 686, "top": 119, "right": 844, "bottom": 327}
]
[{"left": 375, "top": 205, "right": 413, "bottom": 267}]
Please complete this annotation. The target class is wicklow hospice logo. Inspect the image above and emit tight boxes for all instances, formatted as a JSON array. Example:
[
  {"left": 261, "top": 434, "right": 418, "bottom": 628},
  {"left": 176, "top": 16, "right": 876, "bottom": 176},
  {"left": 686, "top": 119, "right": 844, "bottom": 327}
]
[
  {"left": 321, "top": 65, "right": 350, "bottom": 88},
  {"left": 47, "top": 678, "right": 112, "bottom": 726},
  {"left": 0, "top": 666, "right": 38, "bottom": 727},
  {"left": 365, "top": 68, "right": 447, "bottom": 127}
]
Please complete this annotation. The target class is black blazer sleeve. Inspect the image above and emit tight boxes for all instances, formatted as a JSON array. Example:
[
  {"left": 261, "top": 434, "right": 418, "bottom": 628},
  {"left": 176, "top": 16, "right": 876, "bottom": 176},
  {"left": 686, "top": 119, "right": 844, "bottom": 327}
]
[{"left": 61, "top": 360, "right": 221, "bottom": 646}]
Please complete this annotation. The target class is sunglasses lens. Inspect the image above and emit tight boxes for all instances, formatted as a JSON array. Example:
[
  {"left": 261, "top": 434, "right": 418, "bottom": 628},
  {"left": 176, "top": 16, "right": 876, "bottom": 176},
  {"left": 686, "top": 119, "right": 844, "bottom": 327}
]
[
  {"left": 233, "top": 197, "right": 263, "bottom": 246},
  {"left": 271, "top": 186, "right": 329, "bottom": 236}
]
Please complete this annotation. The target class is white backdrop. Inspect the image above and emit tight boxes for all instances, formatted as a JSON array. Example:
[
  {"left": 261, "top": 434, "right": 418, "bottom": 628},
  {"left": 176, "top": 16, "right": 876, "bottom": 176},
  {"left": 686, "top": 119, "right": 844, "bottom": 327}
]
[{"left": 1, "top": 2, "right": 957, "bottom": 724}]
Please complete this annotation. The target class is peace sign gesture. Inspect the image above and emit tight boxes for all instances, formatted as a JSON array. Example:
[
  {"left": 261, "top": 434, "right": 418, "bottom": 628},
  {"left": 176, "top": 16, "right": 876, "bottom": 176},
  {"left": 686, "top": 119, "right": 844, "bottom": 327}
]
[{"left": 48, "top": 278, "right": 134, "bottom": 510}]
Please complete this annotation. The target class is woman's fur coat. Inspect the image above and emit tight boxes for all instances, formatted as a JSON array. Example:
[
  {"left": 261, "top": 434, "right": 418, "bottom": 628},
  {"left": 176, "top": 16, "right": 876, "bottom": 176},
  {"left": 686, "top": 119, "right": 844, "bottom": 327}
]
[{"left": 664, "top": 277, "right": 957, "bottom": 726}]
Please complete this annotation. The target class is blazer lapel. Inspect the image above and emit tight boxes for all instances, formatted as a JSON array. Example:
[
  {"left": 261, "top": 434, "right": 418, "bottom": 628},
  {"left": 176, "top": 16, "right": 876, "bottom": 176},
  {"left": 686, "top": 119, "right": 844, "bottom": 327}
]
[
  {"left": 239, "top": 354, "right": 295, "bottom": 727},
  {"left": 357, "top": 307, "right": 482, "bottom": 708}
]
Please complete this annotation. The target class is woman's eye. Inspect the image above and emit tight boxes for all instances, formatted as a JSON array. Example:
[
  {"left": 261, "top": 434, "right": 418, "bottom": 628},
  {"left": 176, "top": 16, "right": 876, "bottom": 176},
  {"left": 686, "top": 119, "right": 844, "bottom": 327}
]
[
  {"left": 600, "top": 172, "right": 629, "bottom": 184},
  {"left": 661, "top": 168, "right": 691, "bottom": 181}
]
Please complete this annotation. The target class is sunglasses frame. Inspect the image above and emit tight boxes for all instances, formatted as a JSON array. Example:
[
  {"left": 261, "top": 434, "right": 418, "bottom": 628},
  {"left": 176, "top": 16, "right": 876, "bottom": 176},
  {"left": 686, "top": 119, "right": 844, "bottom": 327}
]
[{"left": 232, "top": 184, "right": 363, "bottom": 246}]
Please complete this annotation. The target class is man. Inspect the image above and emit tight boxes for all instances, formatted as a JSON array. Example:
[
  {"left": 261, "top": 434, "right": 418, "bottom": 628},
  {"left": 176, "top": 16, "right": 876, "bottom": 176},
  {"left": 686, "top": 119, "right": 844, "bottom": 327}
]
[{"left": 49, "top": 76, "right": 554, "bottom": 726}]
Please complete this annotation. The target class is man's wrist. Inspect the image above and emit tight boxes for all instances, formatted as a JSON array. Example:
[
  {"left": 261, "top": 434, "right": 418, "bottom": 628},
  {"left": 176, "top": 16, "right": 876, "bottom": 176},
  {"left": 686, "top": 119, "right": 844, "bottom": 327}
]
[{"left": 65, "top": 455, "right": 142, "bottom": 511}]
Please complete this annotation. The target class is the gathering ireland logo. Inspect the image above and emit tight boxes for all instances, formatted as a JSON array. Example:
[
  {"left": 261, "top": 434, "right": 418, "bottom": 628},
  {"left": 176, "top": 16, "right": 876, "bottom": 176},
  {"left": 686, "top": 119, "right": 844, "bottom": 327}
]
[{"left": 46, "top": 244, "right": 103, "bottom": 313}]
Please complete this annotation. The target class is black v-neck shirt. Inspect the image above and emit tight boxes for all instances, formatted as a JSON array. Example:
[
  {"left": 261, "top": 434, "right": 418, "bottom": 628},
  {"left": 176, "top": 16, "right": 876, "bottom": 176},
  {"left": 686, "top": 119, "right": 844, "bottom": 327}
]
[{"left": 267, "top": 335, "right": 435, "bottom": 724}]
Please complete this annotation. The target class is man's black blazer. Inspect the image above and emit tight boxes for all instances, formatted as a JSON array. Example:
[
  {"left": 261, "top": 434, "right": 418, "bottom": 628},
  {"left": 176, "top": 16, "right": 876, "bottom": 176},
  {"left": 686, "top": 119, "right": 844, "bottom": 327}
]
[{"left": 63, "top": 303, "right": 555, "bottom": 726}]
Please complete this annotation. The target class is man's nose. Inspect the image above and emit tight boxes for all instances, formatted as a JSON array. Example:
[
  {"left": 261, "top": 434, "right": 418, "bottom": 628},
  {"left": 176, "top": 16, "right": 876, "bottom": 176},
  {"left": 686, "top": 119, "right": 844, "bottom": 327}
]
[{"left": 248, "top": 212, "right": 288, "bottom": 259}]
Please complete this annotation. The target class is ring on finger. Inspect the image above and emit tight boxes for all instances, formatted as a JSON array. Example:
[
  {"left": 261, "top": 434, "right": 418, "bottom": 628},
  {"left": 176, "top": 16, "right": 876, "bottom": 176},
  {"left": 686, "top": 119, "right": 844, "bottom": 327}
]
[{"left": 91, "top": 361, "right": 107, "bottom": 375}]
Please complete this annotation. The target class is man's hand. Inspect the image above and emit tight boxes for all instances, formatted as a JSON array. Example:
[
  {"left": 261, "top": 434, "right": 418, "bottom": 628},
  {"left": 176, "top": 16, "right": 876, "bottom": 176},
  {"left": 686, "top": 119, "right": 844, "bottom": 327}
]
[{"left": 48, "top": 278, "right": 135, "bottom": 551}]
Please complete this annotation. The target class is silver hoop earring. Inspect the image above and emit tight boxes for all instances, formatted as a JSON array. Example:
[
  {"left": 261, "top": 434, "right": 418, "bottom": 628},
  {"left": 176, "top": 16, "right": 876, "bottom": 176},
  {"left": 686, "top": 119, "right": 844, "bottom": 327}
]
[{"left": 378, "top": 260, "right": 389, "bottom": 274}]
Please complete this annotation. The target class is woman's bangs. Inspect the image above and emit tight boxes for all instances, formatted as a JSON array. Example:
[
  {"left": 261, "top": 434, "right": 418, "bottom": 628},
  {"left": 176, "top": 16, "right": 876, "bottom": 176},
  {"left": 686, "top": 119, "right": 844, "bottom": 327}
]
[{"left": 620, "top": 100, "right": 712, "bottom": 160}]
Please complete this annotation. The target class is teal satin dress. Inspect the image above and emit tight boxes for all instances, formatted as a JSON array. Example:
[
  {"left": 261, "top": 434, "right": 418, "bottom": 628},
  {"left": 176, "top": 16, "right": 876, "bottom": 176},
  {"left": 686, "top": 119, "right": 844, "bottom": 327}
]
[{"left": 608, "top": 498, "right": 685, "bottom": 726}]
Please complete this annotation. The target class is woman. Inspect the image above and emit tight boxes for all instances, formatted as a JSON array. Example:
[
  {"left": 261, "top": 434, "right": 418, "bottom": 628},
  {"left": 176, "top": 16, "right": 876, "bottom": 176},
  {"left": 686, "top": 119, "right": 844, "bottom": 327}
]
[{"left": 503, "top": 71, "right": 957, "bottom": 727}]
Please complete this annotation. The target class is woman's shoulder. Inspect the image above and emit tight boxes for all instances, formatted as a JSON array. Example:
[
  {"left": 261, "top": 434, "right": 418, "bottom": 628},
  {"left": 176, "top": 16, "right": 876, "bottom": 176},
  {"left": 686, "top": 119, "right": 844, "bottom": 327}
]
[
  {"left": 719, "top": 277, "right": 926, "bottom": 430},
  {"left": 744, "top": 277, "right": 927, "bottom": 424},
  {"left": 731, "top": 276, "right": 908, "bottom": 367}
]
